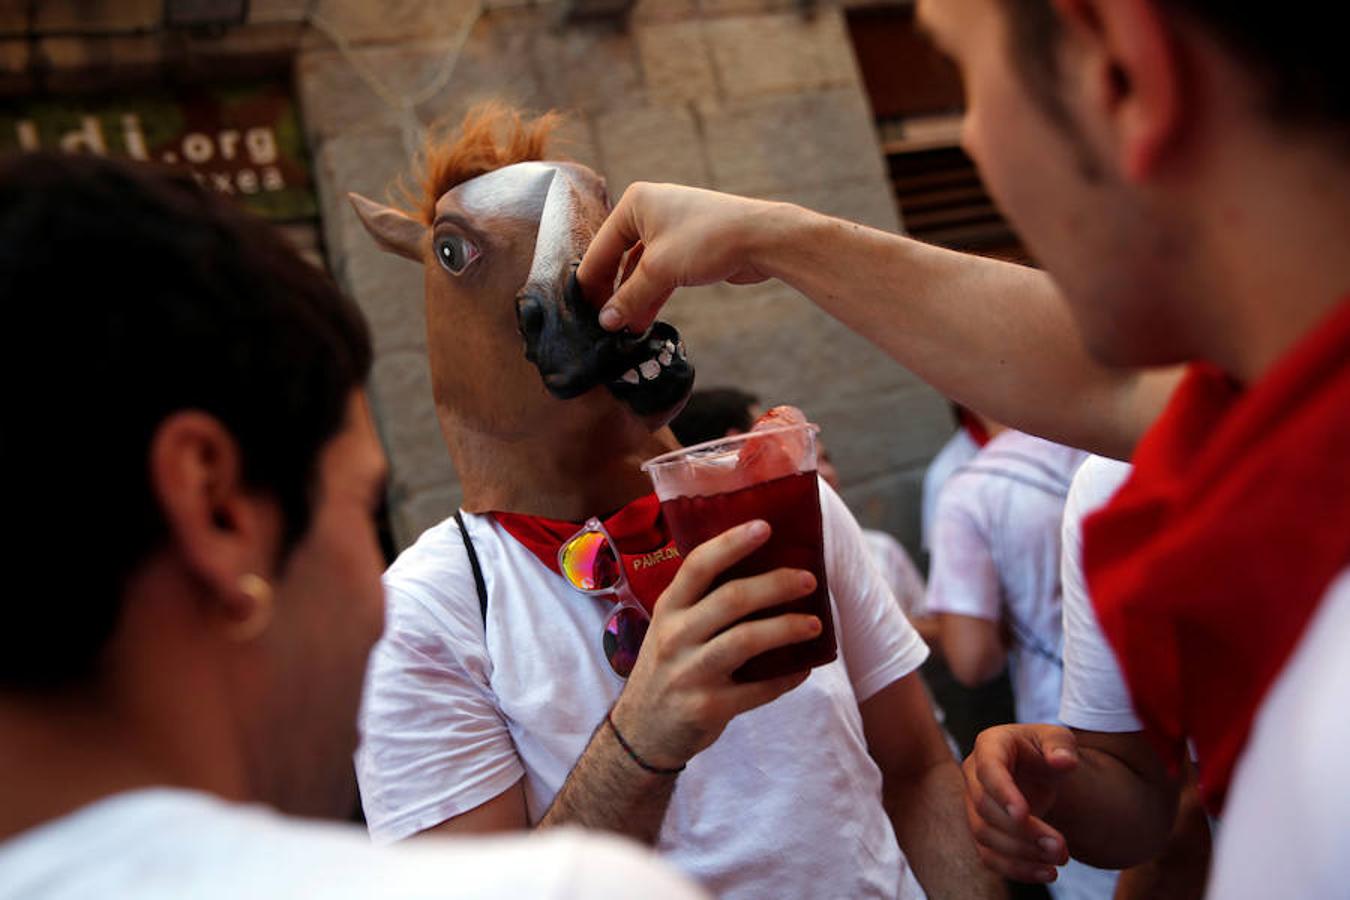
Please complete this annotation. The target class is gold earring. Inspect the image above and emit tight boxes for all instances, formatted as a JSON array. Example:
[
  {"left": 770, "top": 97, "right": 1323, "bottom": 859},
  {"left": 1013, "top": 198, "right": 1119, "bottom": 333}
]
[{"left": 226, "top": 573, "right": 275, "bottom": 642}]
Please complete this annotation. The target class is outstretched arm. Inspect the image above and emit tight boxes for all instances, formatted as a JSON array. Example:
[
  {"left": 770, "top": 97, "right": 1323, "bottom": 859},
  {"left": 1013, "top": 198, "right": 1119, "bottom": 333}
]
[{"left": 578, "top": 185, "right": 1180, "bottom": 459}]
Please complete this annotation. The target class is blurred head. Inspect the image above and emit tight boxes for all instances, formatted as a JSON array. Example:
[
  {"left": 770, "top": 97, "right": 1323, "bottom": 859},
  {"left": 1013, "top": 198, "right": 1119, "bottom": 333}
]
[
  {"left": 670, "top": 388, "right": 762, "bottom": 445},
  {"left": 916, "top": 0, "right": 1348, "bottom": 367},
  {"left": 671, "top": 388, "right": 841, "bottom": 489},
  {"left": 350, "top": 105, "right": 694, "bottom": 447},
  {"left": 0, "top": 153, "right": 384, "bottom": 817}
]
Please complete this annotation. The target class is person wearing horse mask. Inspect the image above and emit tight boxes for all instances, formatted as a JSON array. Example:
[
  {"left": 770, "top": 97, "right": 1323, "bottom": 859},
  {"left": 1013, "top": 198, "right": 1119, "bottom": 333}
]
[
  {"left": 0, "top": 153, "right": 699, "bottom": 900},
  {"left": 349, "top": 107, "right": 999, "bottom": 899}
]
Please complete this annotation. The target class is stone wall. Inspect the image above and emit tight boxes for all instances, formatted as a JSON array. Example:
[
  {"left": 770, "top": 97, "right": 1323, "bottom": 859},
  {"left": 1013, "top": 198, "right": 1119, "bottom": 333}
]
[
  {"left": 2, "top": 0, "right": 953, "bottom": 556},
  {"left": 298, "top": 0, "right": 953, "bottom": 555}
]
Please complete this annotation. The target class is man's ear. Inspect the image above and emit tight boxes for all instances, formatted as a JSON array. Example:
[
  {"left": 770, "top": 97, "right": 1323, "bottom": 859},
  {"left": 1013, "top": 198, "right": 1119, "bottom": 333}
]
[
  {"left": 149, "top": 411, "right": 282, "bottom": 631},
  {"left": 348, "top": 193, "right": 427, "bottom": 263},
  {"left": 1054, "top": 0, "right": 1184, "bottom": 181}
]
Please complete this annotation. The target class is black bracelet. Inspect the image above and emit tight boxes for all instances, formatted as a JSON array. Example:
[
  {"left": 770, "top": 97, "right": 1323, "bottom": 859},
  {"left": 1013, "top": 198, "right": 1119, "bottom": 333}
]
[{"left": 605, "top": 711, "right": 685, "bottom": 775}]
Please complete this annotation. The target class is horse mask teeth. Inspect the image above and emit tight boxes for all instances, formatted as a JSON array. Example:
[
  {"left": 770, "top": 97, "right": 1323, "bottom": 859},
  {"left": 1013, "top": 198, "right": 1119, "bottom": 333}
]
[
  {"left": 519, "top": 267, "right": 695, "bottom": 417},
  {"left": 515, "top": 167, "right": 694, "bottom": 420}
]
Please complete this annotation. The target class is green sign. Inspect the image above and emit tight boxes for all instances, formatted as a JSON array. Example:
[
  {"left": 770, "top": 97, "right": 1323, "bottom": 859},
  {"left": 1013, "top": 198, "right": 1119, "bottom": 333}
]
[{"left": 1, "top": 81, "right": 316, "bottom": 221}]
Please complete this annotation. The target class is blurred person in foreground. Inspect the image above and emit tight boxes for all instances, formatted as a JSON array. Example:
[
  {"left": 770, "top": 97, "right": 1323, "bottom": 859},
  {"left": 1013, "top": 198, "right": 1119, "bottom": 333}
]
[
  {"left": 0, "top": 153, "right": 699, "bottom": 900},
  {"left": 575, "top": 0, "right": 1350, "bottom": 895}
]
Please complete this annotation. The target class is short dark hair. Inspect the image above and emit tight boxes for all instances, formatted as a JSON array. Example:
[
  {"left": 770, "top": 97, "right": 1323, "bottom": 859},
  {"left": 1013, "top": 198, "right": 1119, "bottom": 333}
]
[
  {"left": 1000, "top": 0, "right": 1349, "bottom": 134},
  {"left": 0, "top": 153, "right": 373, "bottom": 690},
  {"left": 670, "top": 388, "right": 760, "bottom": 446}
]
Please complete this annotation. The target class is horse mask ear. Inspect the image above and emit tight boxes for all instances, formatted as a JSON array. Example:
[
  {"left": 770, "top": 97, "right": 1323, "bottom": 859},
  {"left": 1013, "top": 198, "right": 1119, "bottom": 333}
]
[{"left": 348, "top": 193, "right": 426, "bottom": 262}]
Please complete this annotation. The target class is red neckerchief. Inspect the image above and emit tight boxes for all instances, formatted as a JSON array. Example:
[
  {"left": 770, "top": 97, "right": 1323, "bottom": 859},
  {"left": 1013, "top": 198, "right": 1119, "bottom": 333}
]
[
  {"left": 491, "top": 493, "right": 681, "bottom": 614},
  {"left": 957, "top": 406, "right": 991, "bottom": 447},
  {"left": 1083, "top": 296, "right": 1350, "bottom": 813}
]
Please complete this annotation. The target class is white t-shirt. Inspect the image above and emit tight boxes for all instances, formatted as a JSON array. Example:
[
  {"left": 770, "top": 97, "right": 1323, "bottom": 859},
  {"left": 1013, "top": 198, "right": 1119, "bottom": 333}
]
[
  {"left": 925, "top": 431, "right": 1087, "bottom": 725},
  {"left": 864, "top": 528, "right": 926, "bottom": 619},
  {"left": 921, "top": 428, "right": 980, "bottom": 551},
  {"left": 1059, "top": 464, "right": 1350, "bottom": 898},
  {"left": 357, "top": 481, "right": 931, "bottom": 900},
  {"left": 0, "top": 788, "right": 703, "bottom": 900},
  {"left": 1204, "top": 569, "right": 1350, "bottom": 899},
  {"left": 1057, "top": 456, "right": 1141, "bottom": 733}
]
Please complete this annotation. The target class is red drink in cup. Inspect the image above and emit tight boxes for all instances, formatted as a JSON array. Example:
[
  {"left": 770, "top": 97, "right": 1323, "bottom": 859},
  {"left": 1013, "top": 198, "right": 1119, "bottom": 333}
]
[{"left": 642, "top": 407, "right": 836, "bottom": 682}]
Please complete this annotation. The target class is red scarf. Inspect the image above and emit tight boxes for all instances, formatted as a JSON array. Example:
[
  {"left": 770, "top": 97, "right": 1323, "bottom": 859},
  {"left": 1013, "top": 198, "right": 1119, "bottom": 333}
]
[
  {"left": 492, "top": 494, "right": 681, "bottom": 614},
  {"left": 1083, "top": 297, "right": 1350, "bottom": 812},
  {"left": 957, "top": 405, "right": 992, "bottom": 447}
]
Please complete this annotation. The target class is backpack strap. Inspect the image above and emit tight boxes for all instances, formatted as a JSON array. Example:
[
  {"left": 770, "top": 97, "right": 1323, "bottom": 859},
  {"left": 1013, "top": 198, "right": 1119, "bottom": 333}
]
[{"left": 453, "top": 510, "right": 489, "bottom": 627}]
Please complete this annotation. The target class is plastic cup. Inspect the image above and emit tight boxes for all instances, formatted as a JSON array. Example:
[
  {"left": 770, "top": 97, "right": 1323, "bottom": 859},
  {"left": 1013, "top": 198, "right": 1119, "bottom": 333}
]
[{"left": 642, "top": 423, "right": 836, "bottom": 681}]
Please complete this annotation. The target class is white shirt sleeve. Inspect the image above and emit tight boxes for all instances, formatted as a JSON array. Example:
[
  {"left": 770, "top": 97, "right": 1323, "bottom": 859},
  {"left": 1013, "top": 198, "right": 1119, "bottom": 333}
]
[
  {"left": 356, "top": 527, "right": 526, "bottom": 844},
  {"left": 820, "top": 481, "right": 930, "bottom": 703},
  {"left": 1204, "top": 571, "right": 1350, "bottom": 900},
  {"left": 924, "top": 480, "right": 1002, "bottom": 622},
  {"left": 1057, "top": 456, "right": 1141, "bottom": 733}
]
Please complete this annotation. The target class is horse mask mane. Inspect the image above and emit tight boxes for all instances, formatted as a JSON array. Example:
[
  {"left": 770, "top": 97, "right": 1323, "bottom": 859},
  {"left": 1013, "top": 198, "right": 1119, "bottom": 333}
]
[{"left": 347, "top": 105, "right": 694, "bottom": 424}]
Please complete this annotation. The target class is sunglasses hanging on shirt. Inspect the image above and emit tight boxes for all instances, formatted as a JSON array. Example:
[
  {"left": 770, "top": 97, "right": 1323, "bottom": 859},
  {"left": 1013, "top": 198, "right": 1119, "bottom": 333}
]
[{"left": 558, "top": 518, "right": 651, "bottom": 678}]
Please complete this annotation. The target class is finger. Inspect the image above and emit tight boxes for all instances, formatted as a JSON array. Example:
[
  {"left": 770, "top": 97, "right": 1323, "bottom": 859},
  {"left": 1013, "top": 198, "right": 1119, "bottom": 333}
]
[
  {"left": 966, "top": 796, "right": 1063, "bottom": 868},
  {"left": 655, "top": 520, "right": 772, "bottom": 614},
  {"left": 1028, "top": 820, "right": 1070, "bottom": 866},
  {"left": 976, "top": 791, "right": 1069, "bottom": 864},
  {"left": 722, "top": 668, "right": 812, "bottom": 715},
  {"left": 965, "top": 765, "right": 1026, "bottom": 835},
  {"left": 682, "top": 567, "right": 818, "bottom": 641},
  {"left": 601, "top": 257, "right": 675, "bottom": 334},
  {"left": 974, "top": 845, "right": 1060, "bottom": 885},
  {"left": 1032, "top": 726, "right": 1081, "bottom": 771},
  {"left": 619, "top": 241, "right": 645, "bottom": 286},
  {"left": 698, "top": 612, "right": 822, "bottom": 677},
  {"left": 980, "top": 727, "right": 1077, "bottom": 825},
  {"left": 577, "top": 188, "right": 642, "bottom": 307},
  {"left": 965, "top": 765, "right": 1069, "bottom": 862},
  {"left": 975, "top": 753, "right": 1033, "bottom": 825},
  {"left": 969, "top": 733, "right": 1035, "bottom": 824},
  {"left": 965, "top": 749, "right": 1070, "bottom": 866}
]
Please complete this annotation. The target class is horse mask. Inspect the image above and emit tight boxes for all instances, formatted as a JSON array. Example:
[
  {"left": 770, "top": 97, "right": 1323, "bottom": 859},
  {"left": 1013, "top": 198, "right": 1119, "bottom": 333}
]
[{"left": 347, "top": 108, "right": 694, "bottom": 428}]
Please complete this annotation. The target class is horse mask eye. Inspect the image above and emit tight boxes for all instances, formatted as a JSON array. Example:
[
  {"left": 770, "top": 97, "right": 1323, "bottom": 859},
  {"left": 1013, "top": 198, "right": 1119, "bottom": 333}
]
[{"left": 436, "top": 235, "right": 479, "bottom": 274}]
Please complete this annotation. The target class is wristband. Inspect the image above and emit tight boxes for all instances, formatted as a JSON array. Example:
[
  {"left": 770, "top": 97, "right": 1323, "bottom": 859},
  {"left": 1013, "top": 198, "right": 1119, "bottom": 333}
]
[{"left": 605, "top": 711, "right": 685, "bottom": 776}]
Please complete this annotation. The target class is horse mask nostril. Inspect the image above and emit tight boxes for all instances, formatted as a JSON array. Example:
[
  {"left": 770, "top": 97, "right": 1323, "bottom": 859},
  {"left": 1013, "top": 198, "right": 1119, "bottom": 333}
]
[{"left": 517, "top": 293, "right": 547, "bottom": 339}]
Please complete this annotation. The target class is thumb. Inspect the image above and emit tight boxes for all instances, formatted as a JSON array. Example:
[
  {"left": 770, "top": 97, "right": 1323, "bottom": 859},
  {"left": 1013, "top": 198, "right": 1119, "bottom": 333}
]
[{"left": 1032, "top": 726, "right": 1080, "bottom": 772}]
